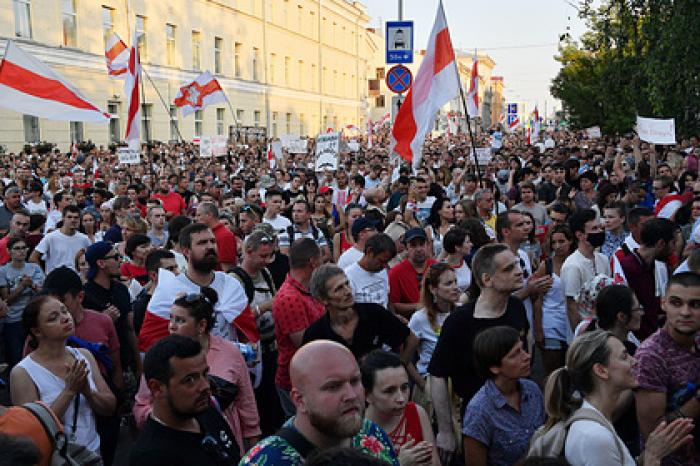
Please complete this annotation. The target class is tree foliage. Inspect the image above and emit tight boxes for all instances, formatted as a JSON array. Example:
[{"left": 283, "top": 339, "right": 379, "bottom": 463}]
[{"left": 551, "top": 0, "right": 700, "bottom": 137}]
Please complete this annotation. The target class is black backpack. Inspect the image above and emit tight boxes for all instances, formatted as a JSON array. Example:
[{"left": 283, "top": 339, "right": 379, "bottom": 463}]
[
  {"left": 230, "top": 267, "right": 275, "bottom": 304},
  {"left": 286, "top": 224, "right": 320, "bottom": 244}
]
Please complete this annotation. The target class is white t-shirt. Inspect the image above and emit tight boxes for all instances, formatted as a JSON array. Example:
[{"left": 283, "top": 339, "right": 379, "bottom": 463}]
[
  {"left": 408, "top": 308, "right": 451, "bottom": 375},
  {"left": 416, "top": 196, "right": 436, "bottom": 223},
  {"left": 450, "top": 260, "right": 471, "bottom": 293},
  {"left": 344, "top": 262, "right": 389, "bottom": 307},
  {"left": 565, "top": 400, "right": 636, "bottom": 466},
  {"left": 44, "top": 209, "right": 62, "bottom": 234},
  {"left": 337, "top": 246, "right": 364, "bottom": 270},
  {"left": 263, "top": 215, "right": 292, "bottom": 235},
  {"left": 561, "top": 249, "right": 611, "bottom": 301},
  {"left": 24, "top": 199, "right": 48, "bottom": 216},
  {"left": 35, "top": 230, "right": 91, "bottom": 274}
]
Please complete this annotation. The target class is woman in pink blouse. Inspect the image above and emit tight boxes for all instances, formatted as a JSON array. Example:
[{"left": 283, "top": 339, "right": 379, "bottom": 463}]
[{"left": 133, "top": 288, "right": 261, "bottom": 452}]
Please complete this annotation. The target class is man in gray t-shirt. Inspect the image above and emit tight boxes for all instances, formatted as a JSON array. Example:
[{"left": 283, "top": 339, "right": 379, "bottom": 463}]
[{"left": 514, "top": 182, "right": 548, "bottom": 227}]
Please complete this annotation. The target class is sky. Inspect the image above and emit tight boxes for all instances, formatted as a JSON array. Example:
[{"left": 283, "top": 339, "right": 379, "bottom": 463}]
[{"left": 363, "top": 0, "right": 590, "bottom": 119}]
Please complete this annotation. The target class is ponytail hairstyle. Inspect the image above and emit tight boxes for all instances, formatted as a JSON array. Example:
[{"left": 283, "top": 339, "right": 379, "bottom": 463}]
[
  {"left": 172, "top": 287, "right": 219, "bottom": 333},
  {"left": 543, "top": 330, "right": 613, "bottom": 429},
  {"left": 420, "top": 262, "right": 454, "bottom": 330}
]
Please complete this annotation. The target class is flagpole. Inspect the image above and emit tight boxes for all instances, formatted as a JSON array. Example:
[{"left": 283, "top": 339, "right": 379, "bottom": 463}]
[
  {"left": 142, "top": 67, "right": 183, "bottom": 142},
  {"left": 450, "top": 54, "right": 482, "bottom": 187}
]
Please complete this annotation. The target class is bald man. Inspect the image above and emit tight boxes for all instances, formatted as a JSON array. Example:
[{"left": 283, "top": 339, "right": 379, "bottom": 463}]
[{"left": 240, "top": 340, "right": 399, "bottom": 465}]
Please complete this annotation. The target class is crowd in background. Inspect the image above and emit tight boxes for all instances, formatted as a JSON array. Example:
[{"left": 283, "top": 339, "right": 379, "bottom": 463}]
[{"left": 0, "top": 124, "right": 698, "bottom": 466}]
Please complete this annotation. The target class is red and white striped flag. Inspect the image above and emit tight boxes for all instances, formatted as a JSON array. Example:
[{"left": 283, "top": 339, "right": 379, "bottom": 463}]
[
  {"left": 508, "top": 116, "right": 521, "bottom": 132},
  {"left": 174, "top": 71, "right": 227, "bottom": 117},
  {"left": 466, "top": 52, "right": 479, "bottom": 118},
  {"left": 267, "top": 143, "right": 276, "bottom": 169},
  {"left": 0, "top": 40, "right": 109, "bottom": 122},
  {"left": 391, "top": 1, "right": 460, "bottom": 169},
  {"left": 124, "top": 31, "right": 141, "bottom": 151},
  {"left": 104, "top": 33, "right": 129, "bottom": 78}
]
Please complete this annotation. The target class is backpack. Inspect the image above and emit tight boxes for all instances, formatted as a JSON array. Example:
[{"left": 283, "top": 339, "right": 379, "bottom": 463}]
[
  {"left": 286, "top": 224, "right": 320, "bottom": 244},
  {"left": 230, "top": 267, "right": 275, "bottom": 304},
  {"left": 527, "top": 407, "right": 625, "bottom": 461},
  {"left": 22, "top": 401, "right": 103, "bottom": 466}
]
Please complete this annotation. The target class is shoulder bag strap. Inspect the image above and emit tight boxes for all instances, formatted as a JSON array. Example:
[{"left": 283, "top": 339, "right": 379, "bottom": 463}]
[{"left": 276, "top": 426, "right": 317, "bottom": 459}]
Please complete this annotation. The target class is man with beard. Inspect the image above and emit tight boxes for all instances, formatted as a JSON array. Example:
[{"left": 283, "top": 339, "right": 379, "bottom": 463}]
[
  {"left": 240, "top": 340, "right": 398, "bottom": 465},
  {"left": 130, "top": 335, "right": 240, "bottom": 466},
  {"left": 618, "top": 218, "right": 679, "bottom": 340},
  {"left": 153, "top": 174, "right": 186, "bottom": 219},
  {"left": 138, "top": 223, "right": 247, "bottom": 352},
  {"left": 195, "top": 202, "right": 237, "bottom": 272}
]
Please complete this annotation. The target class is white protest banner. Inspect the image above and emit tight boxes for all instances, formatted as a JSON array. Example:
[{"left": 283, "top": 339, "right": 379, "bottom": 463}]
[
  {"left": 474, "top": 148, "right": 492, "bottom": 165},
  {"left": 585, "top": 126, "right": 602, "bottom": 139},
  {"left": 636, "top": 116, "right": 676, "bottom": 145},
  {"left": 199, "top": 136, "right": 213, "bottom": 157},
  {"left": 272, "top": 140, "right": 283, "bottom": 159},
  {"left": 211, "top": 135, "right": 228, "bottom": 156},
  {"left": 315, "top": 132, "right": 340, "bottom": 171},
  {"left": 347, "top": 140, "right": 360, "bottom": 152},
  {"left": 117, "top": 147, "right": 140, "bottom": 164},
  {"left": 280, "top": 134, "right": 308, "bottom": 153}
]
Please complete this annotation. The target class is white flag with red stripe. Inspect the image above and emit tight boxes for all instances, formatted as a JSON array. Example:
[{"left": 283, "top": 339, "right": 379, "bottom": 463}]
[
  {"left": 0, "top": 40, "right": 109, "bottom": 122},
  {"left": 105, "top": 33, "right": 129, "bottom": 78},
  {"left": 173, "top": 71, "right": 227, "bottom": 117},
  {"left": 367, "top": 119, "right": 373, "bottom": 149},
  {"left": 391, "top": 2, "right": 460, "bottom": 169},
  {"left": 124, "top": 31, "right": 141, "bottom": 151},
  {"left": 267, "top": 143, "right": 276, "bottom": 169},
  {"left": 466, "top": 52, "right": 479, "bottom": 118}
]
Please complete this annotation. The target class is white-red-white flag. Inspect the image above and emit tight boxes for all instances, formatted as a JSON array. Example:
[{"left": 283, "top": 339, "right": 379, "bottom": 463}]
[
  {"left": 173, "top": 71, "right": 226, "bottom": 117},
  {"left": 466, "top": 52, "right": 479, "bottom": 118},
  {"left": 367, "top": 119, "right": 373, "bottom": 149},
  {"left": 124, "top": 31, "right": 141, "bottom": 151},
  {"left": 105, "top": 33, "right": 129, "bottom": 78},
  {"left": 391, "top": 2, "right": 460, "bottom": 169},
  {"left": 0, "top": 40, "right": 109, "bottom": 122},
  {"left": 508, "top": 116, "right": 521, "bottom": 132},
  {"left": 267, "top": 143, "right": 276, "bottom": 169}
]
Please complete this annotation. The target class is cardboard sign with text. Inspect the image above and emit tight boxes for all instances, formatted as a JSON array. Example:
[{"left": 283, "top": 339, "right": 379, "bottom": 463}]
[
  {"left": 117, "top": 147, "right": 140, "bottom": 164},
  {"left": 585, "top": 126, "right": 602, "bottom": 139},
  {"left": 315, "top": 132, "right": 339, "bottom": 171},
  {"left": 636, "top": 116, "right": 676, "bottom": 145}
]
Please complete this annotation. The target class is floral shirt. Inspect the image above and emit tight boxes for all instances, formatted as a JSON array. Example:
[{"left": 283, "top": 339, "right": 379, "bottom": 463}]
[{"left": 239, "top": 418, "right": 398, "bottom": 465}]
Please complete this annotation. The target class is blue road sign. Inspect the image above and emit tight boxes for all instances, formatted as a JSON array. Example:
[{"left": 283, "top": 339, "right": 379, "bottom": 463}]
[
  {"left": 385, "top": 65, "right": 413, "bottom": 94},
  {"left": 386, "top": 21, "right": 414, "bottom": 64},
  {"left": 507, "top": 103, "right": 518, "bottom": 115},
  {"left": 507, "top": 114, "right": 518, "bottom": 126}
]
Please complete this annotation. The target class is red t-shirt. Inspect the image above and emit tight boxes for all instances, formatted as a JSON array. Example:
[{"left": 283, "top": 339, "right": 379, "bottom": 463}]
[
  {"left": 153, "top": 191, "right": 185, "bottom": 217},
  {"left": 212, "top": 222, "right": 237, "bottom": 268},
  {"left": 0, "top": 235, "right": 9, "bottom": 265},
  {"left": 120, "top": 262, "right": 148, "bottom": 285},
  {"left": 75, "top": 309, "right": 121, "bottom": 376},
  {"left": 272, "top": 274, "right": 326, "bottom": 390},
  {"left": 388, "top": 258, "right": 437, "bottom": 305}
]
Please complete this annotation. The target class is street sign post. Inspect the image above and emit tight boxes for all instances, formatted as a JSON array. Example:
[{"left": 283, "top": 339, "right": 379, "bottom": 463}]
[
  {"left": 385, "top": 65, "right": 413, "bottom": 94},
  {"left": 386, "top": 21, "right": 414, "bottom": 64}
]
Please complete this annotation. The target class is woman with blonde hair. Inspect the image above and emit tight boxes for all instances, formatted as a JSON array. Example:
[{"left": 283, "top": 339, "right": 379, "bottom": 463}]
[{"left": 538, "top": 330, "right": 693, "bottom": 465}]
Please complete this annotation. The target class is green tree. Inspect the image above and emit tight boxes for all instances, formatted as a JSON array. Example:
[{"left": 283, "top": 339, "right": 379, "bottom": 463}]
[{"left": 551, "top": 0, "right": 700, "bottom": 137}]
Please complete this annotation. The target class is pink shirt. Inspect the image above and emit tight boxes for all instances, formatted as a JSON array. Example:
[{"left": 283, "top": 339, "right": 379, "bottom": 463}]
[{"left": 133, "top": 335, "right": 260, "bottom": 452}]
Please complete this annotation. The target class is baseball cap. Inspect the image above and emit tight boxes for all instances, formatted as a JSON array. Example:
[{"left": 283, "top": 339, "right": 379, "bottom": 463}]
[
  {"left": 351, "top": 217, "right": 378, "bottom": 237},
  {"left": 403, "top": 227, "right": 428, "bottom": 244},
  {"left": 85, "top": 241, "right": 115, "bottom": 280}
]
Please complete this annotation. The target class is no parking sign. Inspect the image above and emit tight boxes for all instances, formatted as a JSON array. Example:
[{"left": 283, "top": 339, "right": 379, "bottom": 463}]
[{"left": 385, "top": 65, "right": 412, "bottom": 94}]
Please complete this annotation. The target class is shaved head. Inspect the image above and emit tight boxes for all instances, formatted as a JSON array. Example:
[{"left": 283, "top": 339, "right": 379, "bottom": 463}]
[{"left": 289, "top": 340, "right": 364, "bottom": 442}]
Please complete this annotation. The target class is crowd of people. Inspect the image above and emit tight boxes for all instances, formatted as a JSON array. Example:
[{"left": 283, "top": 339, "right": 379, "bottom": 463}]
[{"left": 0, "top": 124, "right": 698, "bottom": 466}]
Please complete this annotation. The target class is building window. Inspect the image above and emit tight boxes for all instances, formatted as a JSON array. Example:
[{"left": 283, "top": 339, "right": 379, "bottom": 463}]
[
  {"left": 254, "top": 110, "right": 261, "bottom": 127},
  {"left": 322, "top": 67, "right": 327, "bottom": 93},
  {"left": 169, "top": 105, "right": 179, "bottom": 141},
  {"left": 376, "top": 67, "right": 385, "bottom": 79},
  {"left": 234, "top": 42, "right": 242, "bottom": 77},
  {"left": 61, "top": 0, "right": 77, "bottom": 47},
  {"left": 14, "top": 0, "right": 32, "bottom": 38},
  {"left": 299, "top": 113, "right": 305, "bottom": 137},
  {"left": 108, "top": 102, "right": 120, "bottom": 143},
  {"left": 23, "top": 114, "right": 39, "bottom": 143},
  {"left": 323, "top": 115, "right": 328, "bottom": 131},
  {"left": 285, "top": 113, "right": 292, "bottom": 134},
  {"left": 297, "top": 5, "right": 303, "bottom": 33},
  {"left": 236, "top": 109, "right": 244, "bottom": 125},
  {"left": 311, "top": 64, "right": 317, "bottom": 91},
  {"left": 269, "top": 53, "right": 276, "bottom": 84},
  {"left": 375, "top": 95, "right": 385, "bottom": 107},
  {"left": 166, "top": 24, "right": 176, "bottom": 66},
  {"left": 102, "top": 6, "right": 114, "bottom": 47},
  {"left": 284, "top": 56, "right": 290, "bottom": 86},
  {"left": 69, "top": 121, "right": 83, "bottom": 143},
  {"left": 297, "top": 60, "right": 303, "bottom": 89},
  {"left": 136, "top": 15, "right": 147, "bottom": 60},
  {"left": 252, "top": 47, "right": 260, "bottom": 81},
  {"left": 271, "top": 112, "right": 278, "bottom": 137},
  {"left": 332, "top": 70, "right": 337, "bottom": 94},
  {"left": 194, "top": 109, "right": 203, "bottom": 136},
  {"left": 192, "top": 31, "right": 201, "bottom": 70},
  {"left": 216, "top": 108, "right": 225, "bottom": 135},
  {"left": 214, "top": 37, "right": 223, "bottom": 74},
  {"left": 141, "top": 104, "right": 152, "bottom": 140}
]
